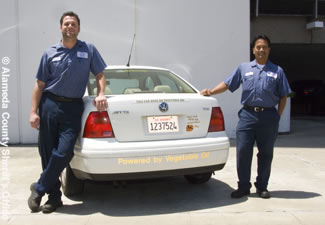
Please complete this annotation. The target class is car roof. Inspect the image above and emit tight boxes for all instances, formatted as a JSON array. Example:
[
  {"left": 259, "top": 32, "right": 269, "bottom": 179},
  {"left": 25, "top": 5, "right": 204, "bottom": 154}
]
[{"left": 104, "top": 65, "right": 170, "bottom": 71}]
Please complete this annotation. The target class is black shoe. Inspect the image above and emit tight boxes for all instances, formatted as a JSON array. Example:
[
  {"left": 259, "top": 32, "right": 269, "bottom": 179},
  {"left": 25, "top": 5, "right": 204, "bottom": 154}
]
[
  {"left": 28, "top": 183, "right": 42, "bottom": 212},
  {"left": 231, "top": 189, "right": 250, "bottom": 198},
  {"left": 42, "top": 199, "right": 63, "bottom": 214},
  {"left": 256, "top": 189, "right": 271, "bottom": 199}
]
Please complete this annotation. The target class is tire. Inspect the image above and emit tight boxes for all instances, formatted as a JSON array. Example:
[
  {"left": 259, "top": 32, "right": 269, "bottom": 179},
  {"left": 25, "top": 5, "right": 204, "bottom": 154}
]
[
  {"left": 61, "top": 165, "right": 85, "bottom": 196},
  {"left": 184, "top": 172, "right": 213, "bottom": 184}
]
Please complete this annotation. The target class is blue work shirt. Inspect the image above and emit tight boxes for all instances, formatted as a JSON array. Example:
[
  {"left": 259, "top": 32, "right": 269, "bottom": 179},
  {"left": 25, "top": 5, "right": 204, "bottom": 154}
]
[
  {"left": 36, "top": 40, "right": 107, "bottom": 98},
  {"left": 224, "top": 60, "right": 292, "bottom": 107}
]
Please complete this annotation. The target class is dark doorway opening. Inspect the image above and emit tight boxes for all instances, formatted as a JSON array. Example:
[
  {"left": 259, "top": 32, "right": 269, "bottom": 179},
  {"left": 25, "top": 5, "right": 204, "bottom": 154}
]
[{"left": 253, "top": 44, "right": 325, "bottom": 116}]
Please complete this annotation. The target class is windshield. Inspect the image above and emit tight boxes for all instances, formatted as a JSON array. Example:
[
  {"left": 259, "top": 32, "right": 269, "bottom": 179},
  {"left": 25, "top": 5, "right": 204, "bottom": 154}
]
[{"left": 88, "top": 69, "right": 197, "bottom": 95}]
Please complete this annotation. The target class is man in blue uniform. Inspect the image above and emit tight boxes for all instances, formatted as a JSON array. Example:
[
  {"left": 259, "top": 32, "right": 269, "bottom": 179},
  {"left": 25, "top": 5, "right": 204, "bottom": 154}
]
[
  {"left": 201, "top": 35, "right": 291, "bottom": 199},
  {"left": 28, "top": 11, "right": 108, "bottom": 213}
]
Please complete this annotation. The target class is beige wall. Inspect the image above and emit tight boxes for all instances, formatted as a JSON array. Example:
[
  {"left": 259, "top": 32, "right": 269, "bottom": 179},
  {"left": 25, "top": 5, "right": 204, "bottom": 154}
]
[{"left": 251, "top": 16, "right": 325, "bottom": 44}]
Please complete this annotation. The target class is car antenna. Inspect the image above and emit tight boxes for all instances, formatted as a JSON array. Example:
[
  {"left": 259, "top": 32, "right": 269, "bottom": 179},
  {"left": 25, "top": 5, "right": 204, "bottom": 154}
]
[{"left": 126, "top": 33, "right": 136, "bottom": 67}]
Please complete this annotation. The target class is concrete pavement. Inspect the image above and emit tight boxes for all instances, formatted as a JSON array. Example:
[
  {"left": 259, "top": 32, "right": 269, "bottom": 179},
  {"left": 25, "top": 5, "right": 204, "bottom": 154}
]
[{"left": 1, "top": 117, "right": 325, "bottom": 225}]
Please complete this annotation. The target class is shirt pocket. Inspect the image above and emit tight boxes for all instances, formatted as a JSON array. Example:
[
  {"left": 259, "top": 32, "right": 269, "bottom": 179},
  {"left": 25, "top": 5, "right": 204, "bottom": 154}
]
[
  {"left": 263, "top": 76, "right": 277, "bottom": 91},
  {"left": 76, "top": 56, "right": 91, "bottom": 70},
  {"left": 242, "top": 75, "right": 255, "bottom": 90},
  {"left": 49, "top": 59, "right": 69, "bottom": 78}
]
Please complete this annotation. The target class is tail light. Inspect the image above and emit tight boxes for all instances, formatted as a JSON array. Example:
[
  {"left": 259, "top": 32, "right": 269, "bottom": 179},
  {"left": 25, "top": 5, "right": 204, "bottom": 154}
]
[
  {"left": 83, "top": 111, "right": 114, "bottom": 138},
  {"left": 208, "top": 107, "right": 225, "bottom": 132}
]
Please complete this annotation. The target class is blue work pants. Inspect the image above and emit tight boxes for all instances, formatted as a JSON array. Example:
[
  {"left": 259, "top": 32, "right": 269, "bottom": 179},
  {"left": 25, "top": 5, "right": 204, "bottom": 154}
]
[
  {"left": 35, "top": 94, "right": 83, "bottom": 200},
  {"left": 236, "top": 107, "right": 280, "bottom": 191}
]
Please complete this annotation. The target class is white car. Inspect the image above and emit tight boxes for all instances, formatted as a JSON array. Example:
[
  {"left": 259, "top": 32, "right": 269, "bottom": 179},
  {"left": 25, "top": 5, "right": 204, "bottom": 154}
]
[{"left": 61, "top": 65, "right": 229, "bottom": 196}]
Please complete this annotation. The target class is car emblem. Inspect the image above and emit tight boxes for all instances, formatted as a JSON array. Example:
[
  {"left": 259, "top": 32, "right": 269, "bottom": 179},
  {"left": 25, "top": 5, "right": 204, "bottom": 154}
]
[{"left": 159, "top": 102, "right": 168, "bottom": 112}]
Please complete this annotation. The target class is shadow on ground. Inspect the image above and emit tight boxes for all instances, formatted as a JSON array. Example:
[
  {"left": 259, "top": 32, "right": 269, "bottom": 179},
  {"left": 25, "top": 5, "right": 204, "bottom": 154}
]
[
  {"left": 249, "top": 190, "right": 321, "bottom": 199},
  {"left": 57, "top": 176, "right": 321, "bottom": 216},
  {"left": 59, "top": 177, "right": 239, "bottom": 216}
]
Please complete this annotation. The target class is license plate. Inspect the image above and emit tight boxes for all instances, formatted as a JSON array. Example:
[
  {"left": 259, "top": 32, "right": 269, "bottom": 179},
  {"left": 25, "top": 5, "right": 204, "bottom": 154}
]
[{"left": 147, "top": 116, "right": 179, "bottom": 133}]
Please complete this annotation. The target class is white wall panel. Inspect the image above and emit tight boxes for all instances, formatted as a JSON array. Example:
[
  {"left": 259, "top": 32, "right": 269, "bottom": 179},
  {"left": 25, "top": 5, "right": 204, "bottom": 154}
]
[
  {"left": 1, "top": 0, "right": 249, "bottom": 143},
  {"left": 135, "top": 0, "right": 250, "bottom": 138},
  {"left": 17, "top": 0, "right": 135, "bottom": 143},
  {"left": 0, "top": 0, "right": 20, "bottom": 144}
]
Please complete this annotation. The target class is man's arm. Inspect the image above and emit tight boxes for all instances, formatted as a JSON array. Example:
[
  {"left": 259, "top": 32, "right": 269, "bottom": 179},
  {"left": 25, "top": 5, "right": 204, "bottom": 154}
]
[
  {"left": 29, "top": 80, "right": 46, "bottom": 129},
  {"left": 93, "top": 72, "right": 108, "bottom": 111},
  {"left": 278, "top": 96, "right": 287, "bottom": 116},
  {"left": 200, "top": 81, "right": 229, "bottom": 96}
]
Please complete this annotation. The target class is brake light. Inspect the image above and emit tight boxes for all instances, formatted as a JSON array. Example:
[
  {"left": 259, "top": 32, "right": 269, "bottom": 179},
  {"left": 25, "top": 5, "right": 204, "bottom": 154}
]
[
  {"left": 83, "top": 111, "right": 114, "bottom": 138},
  {"left": 208, "top": 107, "right": 225, "bottom": 132}
]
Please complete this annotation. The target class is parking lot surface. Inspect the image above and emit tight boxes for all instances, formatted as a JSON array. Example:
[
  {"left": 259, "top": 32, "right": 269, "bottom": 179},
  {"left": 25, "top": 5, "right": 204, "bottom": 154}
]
[{"left": 1, "top": 117, "right": 325, "bottom": 225}]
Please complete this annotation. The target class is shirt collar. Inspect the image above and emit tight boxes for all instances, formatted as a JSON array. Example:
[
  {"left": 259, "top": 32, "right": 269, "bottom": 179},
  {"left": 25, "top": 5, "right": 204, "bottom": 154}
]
[
  {"left": 54, "top": 39, "right": 82, "bottom": 50},
  {"left": 250, "top": 59, "right": 273, "bottom": 70}
]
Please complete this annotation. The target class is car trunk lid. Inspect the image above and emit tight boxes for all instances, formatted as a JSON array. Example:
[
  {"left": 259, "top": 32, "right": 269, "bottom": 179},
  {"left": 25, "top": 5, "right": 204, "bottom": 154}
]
[{"left": 105, "top": 94, "right": 220, "bottom": 142}]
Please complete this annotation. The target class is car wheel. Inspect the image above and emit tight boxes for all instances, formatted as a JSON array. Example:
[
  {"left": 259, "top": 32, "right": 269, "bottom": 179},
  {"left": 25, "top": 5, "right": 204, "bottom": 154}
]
[
  {"left": 61, "top": 165, "right": 84, "bottom": 196},
  {"left": 184, "top": 172, "right": 213, "bottom": 184}
]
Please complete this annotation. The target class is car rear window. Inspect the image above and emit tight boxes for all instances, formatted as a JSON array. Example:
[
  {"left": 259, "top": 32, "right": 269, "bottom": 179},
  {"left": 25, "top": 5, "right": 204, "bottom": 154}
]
[{"left": 88, "top": 69, "right": 197, "bottom": 95}]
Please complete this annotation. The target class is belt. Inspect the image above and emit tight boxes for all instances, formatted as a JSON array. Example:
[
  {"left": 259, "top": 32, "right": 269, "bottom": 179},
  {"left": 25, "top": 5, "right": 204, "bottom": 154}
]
[
  {"left": 45, "top": 92, "right": 82, "bottom": 103},
  {"left": 243, "top": 105, "right": 274, "bottom": 112}
]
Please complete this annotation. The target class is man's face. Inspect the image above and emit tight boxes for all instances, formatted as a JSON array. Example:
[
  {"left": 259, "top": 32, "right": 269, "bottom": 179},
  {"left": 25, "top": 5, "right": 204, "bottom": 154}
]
[
  {"left": 253, "top": 39, "right": 270, "bottom": 63},
  {"left": 60, "top": 16, "right": 80, "bottom": 39}
]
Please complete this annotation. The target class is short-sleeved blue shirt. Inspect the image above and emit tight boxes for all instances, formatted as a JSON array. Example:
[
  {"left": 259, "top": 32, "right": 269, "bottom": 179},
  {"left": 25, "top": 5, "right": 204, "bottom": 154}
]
[
  {"left": 224, "top": 59, "right": 292, "bottom": 107},
  {"left": 36, "top": 40, "right": 107, "bottom": 98}
]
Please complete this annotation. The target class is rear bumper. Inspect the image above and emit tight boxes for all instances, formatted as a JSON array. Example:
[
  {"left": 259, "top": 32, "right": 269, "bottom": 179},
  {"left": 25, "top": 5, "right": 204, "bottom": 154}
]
[
  {"left": 70, "top": 135, "right": 229, "bottom": 180},
  {"left": 72, "top": 164, "right": 225, "bottom": 181}
]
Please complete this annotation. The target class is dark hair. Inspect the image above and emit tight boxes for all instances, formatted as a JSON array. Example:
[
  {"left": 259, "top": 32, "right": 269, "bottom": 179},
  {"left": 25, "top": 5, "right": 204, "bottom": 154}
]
[
  {"left": 60, "top": 11, "right": 80, "bottom": 26},
  {"left": 252, "top": 34, "right": 271, "bottom": 48}
]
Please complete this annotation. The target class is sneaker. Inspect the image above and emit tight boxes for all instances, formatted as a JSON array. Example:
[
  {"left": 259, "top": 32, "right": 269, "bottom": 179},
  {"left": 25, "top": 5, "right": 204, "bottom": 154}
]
[
  {"left": 231, "top": 189, "right": 250, "bottom": 198},
  {"left": 256, "top": 189, "right": 271, "bottom": 199},
  {"left": 42, "top": 199, "right": 63, "bottom": 214},
  {"left": 28, "top": 183, "right": 42, "bottom": 212}
]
